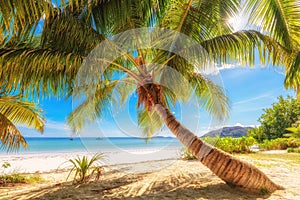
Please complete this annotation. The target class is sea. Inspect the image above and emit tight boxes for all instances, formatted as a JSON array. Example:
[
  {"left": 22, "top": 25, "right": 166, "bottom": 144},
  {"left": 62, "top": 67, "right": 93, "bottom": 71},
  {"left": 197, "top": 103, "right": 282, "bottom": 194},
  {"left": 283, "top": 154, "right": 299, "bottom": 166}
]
[{"left": 0, "top": 137, "right": 183, "bottom": 154}]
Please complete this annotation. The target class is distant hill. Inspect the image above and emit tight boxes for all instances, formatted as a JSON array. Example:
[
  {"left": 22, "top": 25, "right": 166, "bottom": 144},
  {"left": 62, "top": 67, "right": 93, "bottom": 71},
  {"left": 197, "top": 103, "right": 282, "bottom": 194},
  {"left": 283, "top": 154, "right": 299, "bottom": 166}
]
[{"left": 201, "top": 126, "right": 253, "bottom": 138}]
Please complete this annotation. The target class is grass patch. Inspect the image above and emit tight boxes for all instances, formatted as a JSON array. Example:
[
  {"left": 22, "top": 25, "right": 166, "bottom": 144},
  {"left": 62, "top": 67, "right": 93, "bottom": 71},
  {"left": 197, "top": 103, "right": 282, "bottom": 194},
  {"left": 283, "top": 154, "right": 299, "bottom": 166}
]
[
  {"left": 252, "top": 161, "right": 273, "bottom": 168},
  {"left": 0, "top": 173, "right": 43, "bottom": 185},
  {"left": 242, "top": 152, "right": 300, "bottom": 165}
]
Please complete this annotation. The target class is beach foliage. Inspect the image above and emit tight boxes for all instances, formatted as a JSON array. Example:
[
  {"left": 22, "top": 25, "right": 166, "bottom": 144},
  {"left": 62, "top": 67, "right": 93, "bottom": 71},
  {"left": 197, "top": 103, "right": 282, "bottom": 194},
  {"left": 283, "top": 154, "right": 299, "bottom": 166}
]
[
  {"left": 0, "top": 95, "right": 45, "bottom": 151},
  {"left": 203, "top": 136, "right": 256, "bottom": 154},
  {"left": 180, "top": 147, "right": 196, "bottom": 160},
  {"left": 66, "top": 153, "right": 105, "bottom": 184},
  {"left": 285, "top": 123, "right": 300, "bottom": 138},
  {"left": 0, "top": 173, "right": 42, "bottom": 185},
  {"left": 248, "top": 96, "right": 300, "bottom": 142},
  {"left": 181, "top": 136, "right": 256, "bottom": 156},
  {"left": 258, "top": 137, "right": 300, "bottom": 150},
  {"left": 1, "top": 162, "right": 11, "bottom": 169},
  {"left": 287, "top": 147, "right": 300, "bottom": 153}
]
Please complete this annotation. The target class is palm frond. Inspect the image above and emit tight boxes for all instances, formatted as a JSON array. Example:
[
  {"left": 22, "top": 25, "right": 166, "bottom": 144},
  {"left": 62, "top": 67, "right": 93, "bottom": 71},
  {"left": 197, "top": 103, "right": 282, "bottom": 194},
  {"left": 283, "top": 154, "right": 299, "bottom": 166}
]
[
  {"left": 0, "top": 113, "right": 27, "bottom": 152},
  {"left": 0, "top": 47, "right": 83, "bottom": 97},
  {"left": 285, "top": 51, "right": 300, "bottom": 96},
  {"left": 59, "top": 0, "right": 166, "bottom": 35},
  {"left": 0, "top": 96, "right": 45, "bottom": 132},
  {"left": 137, "top": 108, "right": 164, "bottom": 139},
  {"left": 41, "top": 9, "right": 104, "bottom": 56},
  {"left": 200, "top": 30, "right": 288, "bottom": 67},
  {"left": 159, "top": 66, "right": 193, "bottom": 103},
  {"left": 188, "top": 73, "right": 230, "bottom": 121},
  {"left": 245, "top": 0, "right": 300, "bottom": 49},
  {"left": 161, "top": 0, "right": 239, "bottom": 43},
  {"left": 113, "top": 78, "right": 136, "bottom": 107},
  {"left": 68, "top": 80, "right": 119, "bottom": 132},
  {"left": 0, "top": 0, "right": 53, "bottom": 43}
]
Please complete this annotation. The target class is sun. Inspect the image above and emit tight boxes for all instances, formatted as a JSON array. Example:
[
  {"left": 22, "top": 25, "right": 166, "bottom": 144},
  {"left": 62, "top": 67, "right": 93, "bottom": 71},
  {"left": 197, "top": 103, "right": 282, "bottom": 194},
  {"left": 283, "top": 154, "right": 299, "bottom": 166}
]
[{"left": 228, "top": 15, "right": 246, "bottom": 32}]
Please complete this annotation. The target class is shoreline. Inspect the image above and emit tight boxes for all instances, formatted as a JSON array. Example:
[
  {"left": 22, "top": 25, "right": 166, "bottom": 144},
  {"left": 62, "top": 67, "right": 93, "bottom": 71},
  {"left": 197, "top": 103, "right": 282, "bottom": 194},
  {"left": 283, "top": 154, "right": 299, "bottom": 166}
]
[{"left": 0, "top": 147, "right": 182, "bottom": 174}]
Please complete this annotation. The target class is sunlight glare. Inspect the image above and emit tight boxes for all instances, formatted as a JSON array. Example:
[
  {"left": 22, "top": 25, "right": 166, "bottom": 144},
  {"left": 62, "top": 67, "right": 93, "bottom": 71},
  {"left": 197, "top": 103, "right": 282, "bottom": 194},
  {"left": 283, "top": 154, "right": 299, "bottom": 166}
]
[{"left": 228, "top": 14, "right": 246, "bottom": 32}]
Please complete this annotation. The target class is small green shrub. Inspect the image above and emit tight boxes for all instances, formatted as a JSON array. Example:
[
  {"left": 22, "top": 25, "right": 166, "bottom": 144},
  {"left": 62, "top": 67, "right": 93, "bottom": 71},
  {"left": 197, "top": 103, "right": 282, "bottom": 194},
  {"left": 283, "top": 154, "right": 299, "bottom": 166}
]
[
  {"left": 287, "top": 147, "right": 300, "bottom": 153},
  {"left": 180, "top": 137, "right": 257, "bottom": 157},
  {"left": 0, "top": 173, "right": 42, "bottom": 185},
  {"left": 258, "top": 138, "right": 300, "bottom": 150},
  {"left": 1, "top": 162, "right": 11, "bottom": 169},
  {"left": 180, "top": 147, "right": 196, "bottom": 160},
  {"left": 66, "top": 153, "right": 105, "bottom": 184},
  {"left": 0, "top": 162, "right": 42, "bottom": 185}
]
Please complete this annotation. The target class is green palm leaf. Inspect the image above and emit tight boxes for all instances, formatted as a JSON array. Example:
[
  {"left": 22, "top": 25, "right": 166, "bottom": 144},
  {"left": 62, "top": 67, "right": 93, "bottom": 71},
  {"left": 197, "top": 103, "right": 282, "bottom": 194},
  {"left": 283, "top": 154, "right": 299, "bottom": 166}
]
[
  {"left": 188, "top": 73, "right": 230, "bottom": 120},
  {"left": 246, "top": 0, "right": 300, "bottom": 97},
  {"left": 0, "top": 47, "right": 83, "bottom": 97},
  {"left": 0, "top": 95, "right": 45, "bottom": 151},
  {"left": 0, "top": 113, "right": 27, "bottom": 151},
  {"left": 0, "top": 96, "right": 45, "bottom": 132},
  {"left": 246, "top": 0, "right": 300, "bottom": 49},
  {"left": 137, "top": 108, "right": 164, "bottom": 139}
]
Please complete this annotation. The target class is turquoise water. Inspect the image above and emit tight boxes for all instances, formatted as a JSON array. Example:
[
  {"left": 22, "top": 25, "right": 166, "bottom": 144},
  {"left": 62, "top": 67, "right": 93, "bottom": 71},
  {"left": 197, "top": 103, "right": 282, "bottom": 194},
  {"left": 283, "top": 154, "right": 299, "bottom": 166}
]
[{"left": 0, "top": 137, "right": 183, "bottom": 154}]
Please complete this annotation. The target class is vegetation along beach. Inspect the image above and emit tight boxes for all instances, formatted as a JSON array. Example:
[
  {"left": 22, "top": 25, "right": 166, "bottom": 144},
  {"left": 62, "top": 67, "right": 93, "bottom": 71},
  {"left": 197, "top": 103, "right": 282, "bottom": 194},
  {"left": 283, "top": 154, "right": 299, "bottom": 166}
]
[{"left": 0, "top": 0, "right": 299, "bottom": 199}]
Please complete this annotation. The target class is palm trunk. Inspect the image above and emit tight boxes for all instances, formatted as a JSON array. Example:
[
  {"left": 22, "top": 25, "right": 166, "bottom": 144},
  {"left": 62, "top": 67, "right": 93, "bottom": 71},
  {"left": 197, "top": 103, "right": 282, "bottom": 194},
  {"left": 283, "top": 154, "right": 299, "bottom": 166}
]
[{"left": 154, "top": 104, "right": 283, "bottom": 193}]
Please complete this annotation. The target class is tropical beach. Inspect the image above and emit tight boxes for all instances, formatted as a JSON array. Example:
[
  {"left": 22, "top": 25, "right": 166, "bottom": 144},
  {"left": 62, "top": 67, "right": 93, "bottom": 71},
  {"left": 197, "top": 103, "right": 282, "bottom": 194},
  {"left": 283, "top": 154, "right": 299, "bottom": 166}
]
[
  {"left": 1, "top": 148, "right": 300, "bottom": 199},
  {"left": 1, "top": 0, "right": 300, "bottom": 199}
]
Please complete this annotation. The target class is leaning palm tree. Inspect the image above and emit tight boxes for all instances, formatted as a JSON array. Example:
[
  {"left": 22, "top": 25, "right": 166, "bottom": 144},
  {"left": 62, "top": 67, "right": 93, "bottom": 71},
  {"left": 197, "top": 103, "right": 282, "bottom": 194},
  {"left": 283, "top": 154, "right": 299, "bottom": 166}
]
[
  {"left": 0, "top": 94, "right": 45, "bottom": 151},
  {"left": 0, "top": 0, "right": 295, "bottom": 192}
]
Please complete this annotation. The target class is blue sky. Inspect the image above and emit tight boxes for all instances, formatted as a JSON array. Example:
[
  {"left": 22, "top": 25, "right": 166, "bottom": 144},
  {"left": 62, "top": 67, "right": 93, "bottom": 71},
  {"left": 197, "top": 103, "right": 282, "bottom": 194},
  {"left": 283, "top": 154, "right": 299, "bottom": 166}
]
[{"left": 20, "top": 66, "right": 295, "bottom": 138}]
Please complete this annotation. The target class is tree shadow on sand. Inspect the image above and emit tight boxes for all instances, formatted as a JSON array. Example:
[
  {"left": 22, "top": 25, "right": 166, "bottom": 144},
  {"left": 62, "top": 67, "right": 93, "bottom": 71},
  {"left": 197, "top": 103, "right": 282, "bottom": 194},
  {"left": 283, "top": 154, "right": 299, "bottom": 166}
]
[
  {"left": 9, "top": 173, "right": 272, "bottom": 200},
  {"left": 8, "top": 173, "right": 143, "bottom": 200}
]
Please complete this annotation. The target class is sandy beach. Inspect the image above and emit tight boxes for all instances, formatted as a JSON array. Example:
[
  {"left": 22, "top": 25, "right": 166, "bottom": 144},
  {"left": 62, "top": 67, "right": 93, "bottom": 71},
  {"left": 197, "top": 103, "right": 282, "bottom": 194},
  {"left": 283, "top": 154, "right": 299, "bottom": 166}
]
[
  {"left": 0, "top": 147, "right": 181, "bottom": 174},
  {"left": 1, "top": 150, "right": 300, "bottom": 200}
]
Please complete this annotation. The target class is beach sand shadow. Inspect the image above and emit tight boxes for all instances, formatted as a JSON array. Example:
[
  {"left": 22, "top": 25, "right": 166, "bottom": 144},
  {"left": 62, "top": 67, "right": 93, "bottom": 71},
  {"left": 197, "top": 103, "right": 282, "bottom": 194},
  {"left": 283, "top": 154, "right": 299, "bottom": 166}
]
[
  {"left": 8, "top": 176, "right": 270, "bottom": 200},
  {"left": 8, "top": 174, "right": 143, "bottom": 200}
]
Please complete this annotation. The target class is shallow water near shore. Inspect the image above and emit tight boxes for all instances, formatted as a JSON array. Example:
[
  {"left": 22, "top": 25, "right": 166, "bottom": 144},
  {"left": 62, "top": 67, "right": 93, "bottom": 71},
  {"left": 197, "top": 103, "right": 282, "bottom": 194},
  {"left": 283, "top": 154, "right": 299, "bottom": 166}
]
[{"left": 0, "top": 137, "right": 183, "bottom": 154}]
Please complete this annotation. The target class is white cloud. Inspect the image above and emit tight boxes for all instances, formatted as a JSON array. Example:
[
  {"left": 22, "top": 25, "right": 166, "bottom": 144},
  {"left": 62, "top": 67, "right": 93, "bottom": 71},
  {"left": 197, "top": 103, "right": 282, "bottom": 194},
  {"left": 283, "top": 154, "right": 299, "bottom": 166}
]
[
  {"left": 233, "top": 122, "right": 257, "bottom": 128},
  {"left": 233, "top": 94, "right": 271, "bottom": 105},
  {"left": 45, "top": 120, "right": 71, "bottom": 131},
  {"left": 234, "top": 122, "right": 243, "bottom": 127},
  {"left": 196, "top": 63, "right": 241, "bottom": 75},
  {"left": 233, "top": 106, "right": 267, "bottom": 113}
]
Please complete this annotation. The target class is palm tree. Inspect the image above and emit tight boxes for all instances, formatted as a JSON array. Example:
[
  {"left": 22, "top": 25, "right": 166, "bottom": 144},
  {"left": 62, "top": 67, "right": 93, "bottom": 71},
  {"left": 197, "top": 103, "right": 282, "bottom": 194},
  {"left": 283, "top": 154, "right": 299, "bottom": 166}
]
[
  {"left": 245, "top": 0, "right": 300, "bottom": 99},
  {"left": 0, "top": 94, "right": 45, "bottom": 151},
  {"left": 0, "top": 0, "right": 294, "bottom": 192}
]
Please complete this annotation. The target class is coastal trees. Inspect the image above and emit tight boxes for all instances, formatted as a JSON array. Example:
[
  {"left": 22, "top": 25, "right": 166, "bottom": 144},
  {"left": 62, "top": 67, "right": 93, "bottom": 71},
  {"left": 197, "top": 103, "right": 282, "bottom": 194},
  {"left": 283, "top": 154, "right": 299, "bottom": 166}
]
[
  {"left": 0, "top": 0, "right": 297, "bottom": 192},
  {"left": 249, "top": 96, "right": 300, "bottom": 141},
  {"left": 0, "top": 95, "right": 45, "bottom": 151}
]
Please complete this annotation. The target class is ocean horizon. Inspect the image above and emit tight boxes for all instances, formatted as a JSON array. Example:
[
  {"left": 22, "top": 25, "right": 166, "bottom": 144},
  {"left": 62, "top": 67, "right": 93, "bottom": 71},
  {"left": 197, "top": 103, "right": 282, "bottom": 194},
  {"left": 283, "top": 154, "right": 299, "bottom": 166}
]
[{"left": 0, "top": 136, "right": 183, "bottom": 155}]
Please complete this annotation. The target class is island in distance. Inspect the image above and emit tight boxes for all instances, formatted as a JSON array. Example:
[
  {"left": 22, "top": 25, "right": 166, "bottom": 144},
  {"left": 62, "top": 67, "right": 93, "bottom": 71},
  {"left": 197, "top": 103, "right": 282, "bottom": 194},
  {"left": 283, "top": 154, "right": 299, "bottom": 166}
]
[{"left": 202, "top": 126, "right": 253, "bottom": 138}]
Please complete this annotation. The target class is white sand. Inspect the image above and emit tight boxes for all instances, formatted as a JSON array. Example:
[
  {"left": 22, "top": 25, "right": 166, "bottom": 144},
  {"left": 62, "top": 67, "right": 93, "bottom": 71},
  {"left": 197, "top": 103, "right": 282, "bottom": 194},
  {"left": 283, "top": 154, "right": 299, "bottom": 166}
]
[{"left": 0, "top": 147, "right": 182, "bottom": 174}]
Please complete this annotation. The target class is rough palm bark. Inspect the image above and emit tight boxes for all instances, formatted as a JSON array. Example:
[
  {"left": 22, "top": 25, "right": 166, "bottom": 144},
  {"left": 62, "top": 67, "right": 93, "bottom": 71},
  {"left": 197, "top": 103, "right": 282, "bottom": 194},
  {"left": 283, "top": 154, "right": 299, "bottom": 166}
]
[{"left": 154, "top": 103, "right": 284, "bottom": 193}]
